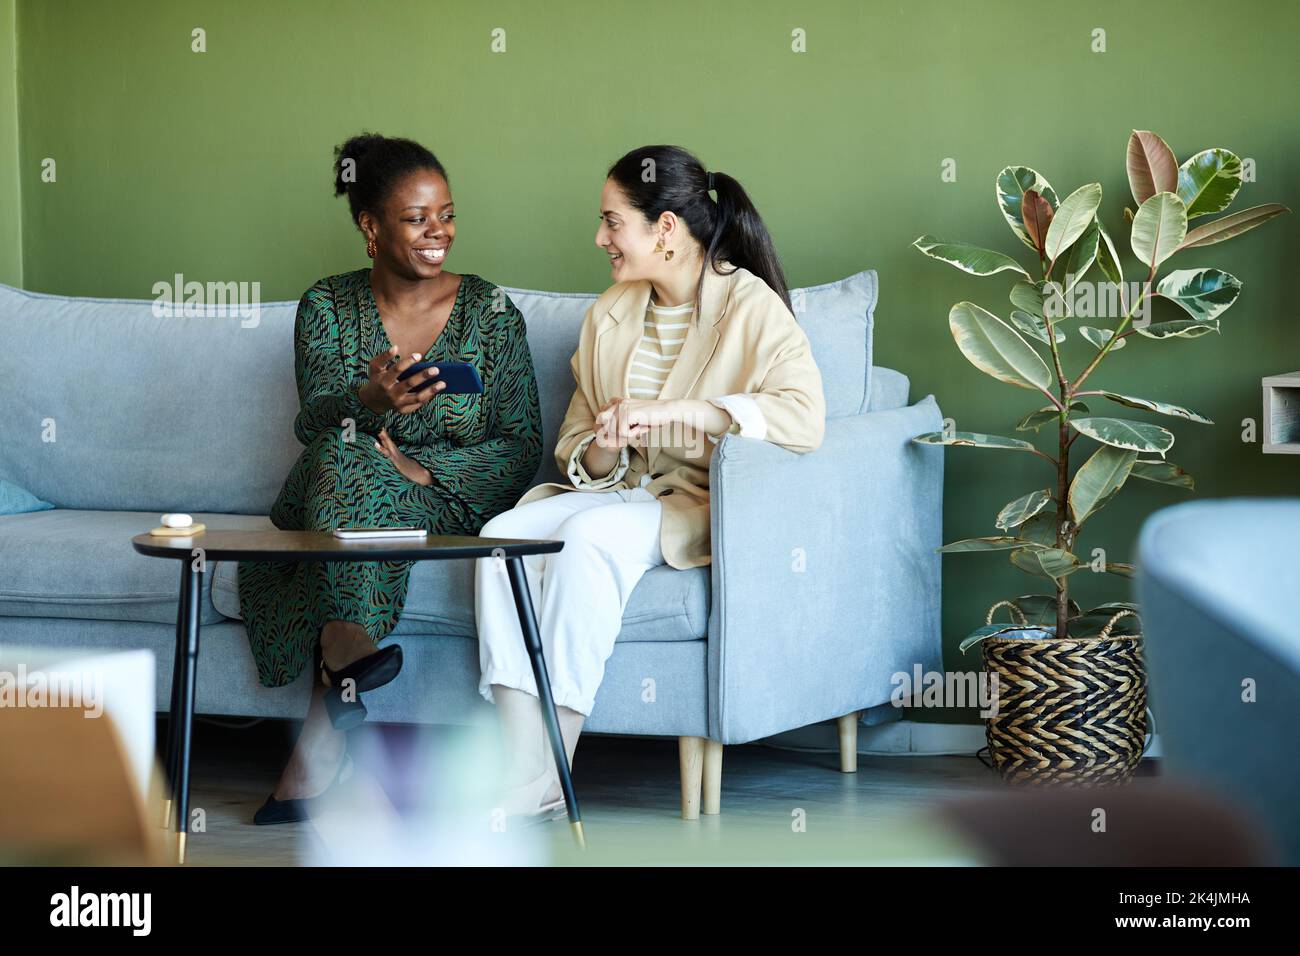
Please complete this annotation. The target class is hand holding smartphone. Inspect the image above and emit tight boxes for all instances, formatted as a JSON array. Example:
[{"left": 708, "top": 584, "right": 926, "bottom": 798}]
[
  {"left": 397, "top": 360, "right": 484, "bottom": 394},
  {"left": 360, "top": 351, "right": 481, "bottom": 416}
]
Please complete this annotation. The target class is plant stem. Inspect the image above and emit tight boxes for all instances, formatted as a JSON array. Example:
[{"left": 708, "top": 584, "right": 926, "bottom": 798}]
[
  {"left": 1042, "top": 272, "right": 1077, "bottom": 639},
  {"left": 1052, "top": 263, "right": 1156, "bottom": 634},
  {"left": 1041, "top": 290, "right": 1070, "bottom": 398},
  {"left": 1071, "top": 267, "right": 1155, "bottom": 394},
  {"left": 1054, "top": 365, "right": 1073, "bottom": 639},
  {"left": 1037, "top": 385, "right": 1066, "bottom": 412}
]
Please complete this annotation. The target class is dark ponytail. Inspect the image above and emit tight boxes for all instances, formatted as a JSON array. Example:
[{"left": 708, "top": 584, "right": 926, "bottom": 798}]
[
  {"left": 606, "top": 145, "right": 791, "bottom": 311},
  {"left": 332, "top": 132, "right": 447, "bottom": 226}
]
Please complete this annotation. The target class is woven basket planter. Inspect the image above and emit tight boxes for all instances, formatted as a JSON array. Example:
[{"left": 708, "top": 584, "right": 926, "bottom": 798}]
[{"left": 981, "top": 602, "right": 1147, "bottom": 787}]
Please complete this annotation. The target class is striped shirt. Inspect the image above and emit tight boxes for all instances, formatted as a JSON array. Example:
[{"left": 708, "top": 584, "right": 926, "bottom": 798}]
[{"left": 627, "top": 299, "right": 694, "bottom": 399}]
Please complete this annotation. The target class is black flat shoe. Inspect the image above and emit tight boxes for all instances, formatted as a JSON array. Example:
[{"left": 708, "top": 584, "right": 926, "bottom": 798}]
[
  {"left": 323, "top": 643, "right": 403, "bottom": 694},
  {"left": 320, "top": 644, "right": 403, "bottom": 730},
  {"left": 253, "top": 754, "right": 354, "bottom": 826}
]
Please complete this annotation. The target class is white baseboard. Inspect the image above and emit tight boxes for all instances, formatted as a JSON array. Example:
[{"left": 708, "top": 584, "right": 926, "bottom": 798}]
[{"left": 759, "top": 720, "right": 1162, "bottom": 759}]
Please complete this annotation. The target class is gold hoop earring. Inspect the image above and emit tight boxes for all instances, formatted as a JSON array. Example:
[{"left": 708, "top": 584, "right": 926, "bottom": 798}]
[
  {"left": 664, "top": 249, "right": 674, "bottom": 261},
  {"left": 366, "top": 236, "right": 377, "bottom": 259}
]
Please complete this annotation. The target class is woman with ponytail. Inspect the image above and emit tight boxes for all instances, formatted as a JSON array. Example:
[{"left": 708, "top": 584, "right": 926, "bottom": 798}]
[{"left": 474, "top": 145, "right": 825, "bottom": 819}]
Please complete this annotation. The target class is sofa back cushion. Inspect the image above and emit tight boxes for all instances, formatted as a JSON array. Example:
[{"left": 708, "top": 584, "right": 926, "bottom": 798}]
[
  {"left": 0, "top": 285, "right": 300, "bottom": 514},
  {"left": 0, "top": 270, "right": 876, "bottom": 512}
]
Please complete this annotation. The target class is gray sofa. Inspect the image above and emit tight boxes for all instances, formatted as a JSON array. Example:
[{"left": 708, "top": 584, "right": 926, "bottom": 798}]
[{"left": 0, "top": 269, "right": 943, "bottom": 806}]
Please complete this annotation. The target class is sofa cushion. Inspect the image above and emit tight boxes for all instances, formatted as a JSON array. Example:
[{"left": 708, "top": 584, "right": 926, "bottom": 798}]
[
  {"left": 211, "top": 537, "right": 709, "bottom": 643},
  {"left": 0, "top": 508, "right": 707, "bottom": 641},
  {"left": 0, "top": 271, "right": 876, "bottom": 508},
  {"left": 0, "top": 510, "right": 273, "bottom": 626},
  {"left": 784, "top": 269, "right": 877, "bottom": 416},
  {"left": 0, "top": 478, "right": 53, "bottom": 515},
  {"left": 0, "top": 284, "right": 301, "bottom": 515}
]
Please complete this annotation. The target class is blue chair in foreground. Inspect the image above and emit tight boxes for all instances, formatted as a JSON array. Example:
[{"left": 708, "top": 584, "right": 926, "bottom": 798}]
[{"left": 1137, "top": 497, "right": 1300, "bottom": 864}]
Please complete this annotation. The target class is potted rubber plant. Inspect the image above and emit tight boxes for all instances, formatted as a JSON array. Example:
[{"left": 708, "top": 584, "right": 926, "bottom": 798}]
[{"left": 913, "top": 130, "right": 1288, "bottom": 785}]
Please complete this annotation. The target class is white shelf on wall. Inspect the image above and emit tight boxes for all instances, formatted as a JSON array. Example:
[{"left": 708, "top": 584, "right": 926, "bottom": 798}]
[{"left": 1263, "top": 371, "right": 1300, "bottom": 455}]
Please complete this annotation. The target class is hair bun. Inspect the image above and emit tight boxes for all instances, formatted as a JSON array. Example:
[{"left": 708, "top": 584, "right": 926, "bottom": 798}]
[
  {"left": 333, "top": 133, "right": 385, "bottom": 197},
  {"left": 330, "top": 133, "right": 448, "bottom": 226}
]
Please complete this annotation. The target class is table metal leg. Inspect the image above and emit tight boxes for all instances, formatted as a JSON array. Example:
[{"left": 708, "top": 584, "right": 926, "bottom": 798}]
[
  {"left": 504, "top": 556, "right": 585, "bottom": 848},
  {"left": 162, "top": 560, "right": 189, "bottom": 829},
  {"left": 174, "top": 564, "right": 202, "bottom": 863}
]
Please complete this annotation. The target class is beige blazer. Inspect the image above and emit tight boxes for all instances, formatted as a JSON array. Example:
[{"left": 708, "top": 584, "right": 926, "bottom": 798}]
[{"left": 516, "top": 262, "right": 826, "bottom": 569}]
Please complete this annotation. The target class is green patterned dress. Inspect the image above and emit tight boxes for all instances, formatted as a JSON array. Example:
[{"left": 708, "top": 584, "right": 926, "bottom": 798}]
[{"left": 237, "top": 269, "right": 542, "bottom": 687}]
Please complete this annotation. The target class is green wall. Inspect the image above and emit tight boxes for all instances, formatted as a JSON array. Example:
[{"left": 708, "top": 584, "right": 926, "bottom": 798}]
[
  {"left": 0, "top": 0, "right": 20, "bottom": 286},
  {"left": 12, "top": 0, "right": 1300, "bottom": 719}
]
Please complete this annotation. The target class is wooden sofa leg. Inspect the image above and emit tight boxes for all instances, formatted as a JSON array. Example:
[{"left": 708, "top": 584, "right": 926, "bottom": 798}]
[
  {"left": 837, "top": 712, "right": 861, "bottom": 773},
  {"left": 702, "top": 739, "right": 723, "bottom": 815},
  {"left": 678, "top": 736, "right": 705, "bottom": 820}
]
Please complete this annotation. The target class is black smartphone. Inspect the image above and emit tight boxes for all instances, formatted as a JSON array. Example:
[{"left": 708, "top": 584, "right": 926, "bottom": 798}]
[{"left": 397, "top": 360, "right": 484, "bottom": 394}]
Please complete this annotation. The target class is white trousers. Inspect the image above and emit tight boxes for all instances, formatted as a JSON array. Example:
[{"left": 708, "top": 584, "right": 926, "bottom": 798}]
[{"left": 474, "top": 485, "right": 666, "bottom": 716}]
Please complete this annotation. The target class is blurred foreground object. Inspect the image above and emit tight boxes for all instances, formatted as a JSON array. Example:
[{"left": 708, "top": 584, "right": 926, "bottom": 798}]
[
  {"left": 0, "top": 646, "right": 165, "bottom": 864},
  {"left": 1137, "top": 498, "right": 1300, "bottom": 864},
  {"left": 936, "top": 781, "right": 1274, "bottom": 865}
]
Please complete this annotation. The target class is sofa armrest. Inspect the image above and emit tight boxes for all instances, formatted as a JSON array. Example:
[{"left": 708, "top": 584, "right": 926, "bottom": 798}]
[{"left": 706, "top": 395, "right": 945, "bottom": 743}]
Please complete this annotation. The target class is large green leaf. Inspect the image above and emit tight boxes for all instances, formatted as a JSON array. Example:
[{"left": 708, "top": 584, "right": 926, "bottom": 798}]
[
  {"left": 1178, "top": 203, "right": 1289, "bottom": 249},
  {"left": 1126, "top": 130, "right": 1179, "bottom": 205},
  {"left": 912, "top": 236, "right": 1030, "bottom": 279},
  {"left": 1010, "top": 547, "right": 1082, "bottom": 581},
  {"left": 996, "top": 166, "right": 1060, "bottom": 250},
  {"left": 1044, "top": 183, "right": 1103, "bottom": 263},
  {"left": 1176, "top": 148, "right": 1242, "bottom": 218},
  {"left": 1010, "top": 279, "right": 1064, "bottom": 318},
  {"left": 1071, "top": 416, "right": 1175, "bottom": 453},
  {"left": 948, "top": 302, "right": 1053, "bottom": 390},
  {"left": 1131, "top": 458, "right": 1195, "bottom": 489},
  {"left": 1079, "top": 326, "right": 1126, "bottom": 351},
  {"left": 912, "top": 431, "right": 1040, "bottom": 452},
  {"left": 1010, "top": 310, "right": 1065, "bottom": 345},
  {"left": 1061, "top": 220, "right": 1100, "bottom": 290},
  {"left": 1131, "top": 192, "right": 1188, "bottom": 270},
  {"left": 1068, "top": 444, "right": 1137, "bottom": 525},
  {"left": 1017, "top": 401, "right": 1088, "bottom": 432},
  {"left": 996, "top": 489, "right": 1054, "bottom": 531},
  {"left": 1155, "top": 268, "right": 1242, "bottom": 323},
  {"left": 1095, "top": 222, "right": 1124, "bottom": 286},
  {"left": 1096, "top": 391, "right": 1213, "bottom": 424},
  {"left": 1133, "top": 318, "right": 1220, "bottom": 339},
  {"left": 1084, "top": 600, "right": 1140, "bottom": 615},
  {"left": 958, "top": 623, "right": 1050, "bottom": 653},
  {"left": 1016, "top": 511, "right": 1062, "bottom": 548},
  {"left": 937, "top": 536, "right": 1046, "bottom": 553}
]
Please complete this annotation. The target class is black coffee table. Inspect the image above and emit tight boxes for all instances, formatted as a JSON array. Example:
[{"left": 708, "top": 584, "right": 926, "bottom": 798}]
[{"left": 131, "top": 528, "right": 576, "bottom": 861}]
